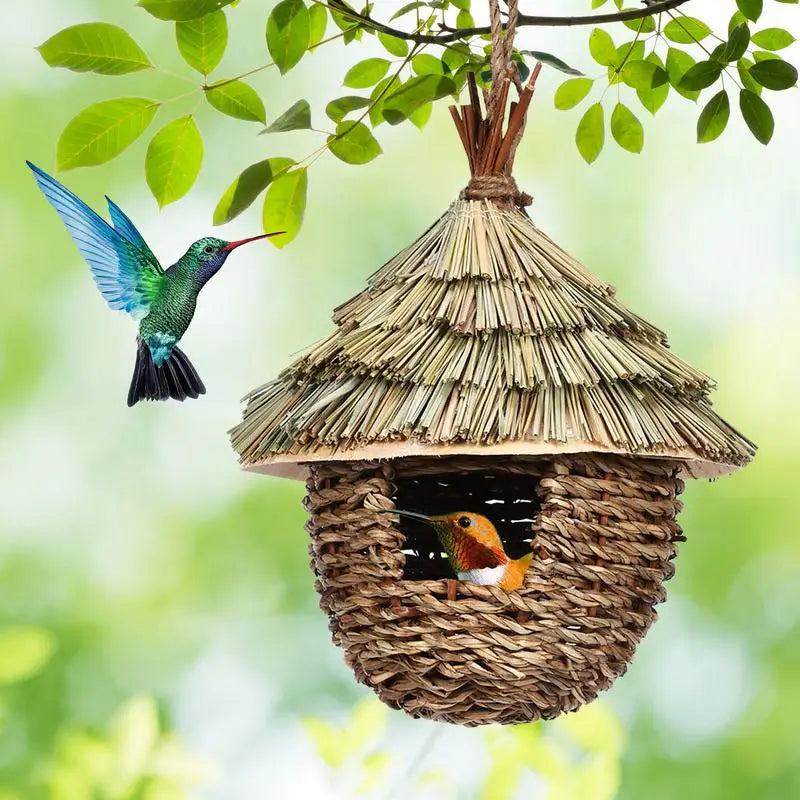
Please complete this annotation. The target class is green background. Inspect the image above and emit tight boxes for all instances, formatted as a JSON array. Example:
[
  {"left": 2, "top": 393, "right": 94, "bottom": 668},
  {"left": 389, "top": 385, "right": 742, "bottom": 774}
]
[{"left": 1, "top": 1, "right": 798, "bottom": 797}]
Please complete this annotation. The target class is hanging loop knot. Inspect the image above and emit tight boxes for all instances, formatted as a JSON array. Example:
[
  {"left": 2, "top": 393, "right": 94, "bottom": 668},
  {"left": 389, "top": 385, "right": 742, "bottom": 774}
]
[{"left": 461, "top": 174, "right": 532, "bottom": 208}]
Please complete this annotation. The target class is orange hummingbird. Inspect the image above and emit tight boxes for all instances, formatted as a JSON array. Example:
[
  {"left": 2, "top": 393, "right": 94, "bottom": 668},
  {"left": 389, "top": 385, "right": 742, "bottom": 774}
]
[{"left": 385, "top": 509, "right": 534, "bottom": 591}]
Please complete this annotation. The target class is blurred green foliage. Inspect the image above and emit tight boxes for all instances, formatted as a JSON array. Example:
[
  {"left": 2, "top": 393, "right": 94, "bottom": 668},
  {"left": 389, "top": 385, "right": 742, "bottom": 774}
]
[
  {"left": 2, "top": 1, "right": 799, "bottom": 798},
  {"left": 301, "top": 697, "right": 624, "bottom": 799}
]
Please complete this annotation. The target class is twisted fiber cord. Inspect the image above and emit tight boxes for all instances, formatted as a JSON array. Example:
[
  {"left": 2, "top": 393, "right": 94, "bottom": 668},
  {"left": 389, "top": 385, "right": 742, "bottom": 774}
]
[
  {"left": 486, "top": 0, "right": 505, "bottom": 122},
  {"left": 305, "top": 454, "right": 684, "bottom": 725},
  {"left": 505, "top": 0, "right": 519, "bottom": 66},
  {"left": 468, "top": 1, "right": 526, "bottom": 206},
  {"left": 487, "top": 0, "right": 520, "bottom": 116},
  {"left": 460, "top": 174, "right": 532, "bottom": 206}
]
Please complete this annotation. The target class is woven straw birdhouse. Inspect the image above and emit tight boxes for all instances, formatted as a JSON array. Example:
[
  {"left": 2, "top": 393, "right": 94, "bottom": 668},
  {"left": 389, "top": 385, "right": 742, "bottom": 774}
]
[{"left": 230, "top": 64, "right": 755, "bottom": 725}]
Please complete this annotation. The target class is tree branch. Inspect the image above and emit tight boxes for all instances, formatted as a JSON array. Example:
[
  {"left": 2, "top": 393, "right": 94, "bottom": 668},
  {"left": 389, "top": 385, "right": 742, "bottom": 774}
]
[{"left": 320, "top": 0, "right": 693, "bottom": 45}]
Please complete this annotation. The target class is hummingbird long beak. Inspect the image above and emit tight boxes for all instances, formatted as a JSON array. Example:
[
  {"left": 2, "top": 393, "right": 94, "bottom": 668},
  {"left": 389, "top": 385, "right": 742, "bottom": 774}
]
[
  {"left": 375, "top": 508, "right": 434, "bottom": 525},
  {"left": 221, "top": 231, "right": 285, "bottom": 251}
]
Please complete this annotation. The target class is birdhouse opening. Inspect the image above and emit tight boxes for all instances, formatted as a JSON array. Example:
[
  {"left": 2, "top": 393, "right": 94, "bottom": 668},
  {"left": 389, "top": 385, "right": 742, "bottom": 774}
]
[{"left": 394, "top": 471, "right": 540, "bottom": 581}]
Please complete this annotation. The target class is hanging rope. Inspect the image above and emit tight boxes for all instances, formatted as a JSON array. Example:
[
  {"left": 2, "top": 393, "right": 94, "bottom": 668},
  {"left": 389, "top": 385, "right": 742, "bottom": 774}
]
[
  {"left": 449, "top": 0, "right": 539, "bottom": 209},
  {"left": 486, "top": 0, "right": 505, "bottom": 121}
]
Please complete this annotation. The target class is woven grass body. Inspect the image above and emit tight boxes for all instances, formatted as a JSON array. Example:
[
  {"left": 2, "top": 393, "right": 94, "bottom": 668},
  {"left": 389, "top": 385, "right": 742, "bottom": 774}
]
[{"left": 306, "top": 453, "right": 684, "bottom": 725}]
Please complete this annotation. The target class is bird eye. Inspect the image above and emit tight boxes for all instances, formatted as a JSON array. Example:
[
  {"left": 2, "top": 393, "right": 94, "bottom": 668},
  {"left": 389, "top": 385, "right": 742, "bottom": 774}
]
[
  {"left": 203, "top": 245, "right": 214, "bottom": 254},
  {"left": 458, "top": 516, "right": 472, "bottom": 528}
]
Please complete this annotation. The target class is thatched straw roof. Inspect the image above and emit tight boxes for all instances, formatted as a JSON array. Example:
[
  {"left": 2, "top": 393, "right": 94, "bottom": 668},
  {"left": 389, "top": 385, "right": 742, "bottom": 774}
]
[{"left": 229, "top": 197, "right": 755, "bottom": 480}]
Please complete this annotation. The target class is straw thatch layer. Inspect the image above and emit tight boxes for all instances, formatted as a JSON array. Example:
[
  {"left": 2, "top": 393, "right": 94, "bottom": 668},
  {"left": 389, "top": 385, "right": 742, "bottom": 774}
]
[{"left": 231, "top": 200, "right": 754, "bottom": 477}]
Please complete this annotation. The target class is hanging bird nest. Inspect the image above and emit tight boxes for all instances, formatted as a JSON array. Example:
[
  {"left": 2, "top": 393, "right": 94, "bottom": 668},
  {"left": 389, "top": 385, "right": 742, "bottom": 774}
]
[{"left": 230, "top": 34, "right": 754, "bottom": 725}]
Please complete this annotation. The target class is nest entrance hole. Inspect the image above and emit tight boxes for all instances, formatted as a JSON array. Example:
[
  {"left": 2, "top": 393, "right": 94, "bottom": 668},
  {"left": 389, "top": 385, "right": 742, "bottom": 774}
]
[{"left": 393, "top": 471, "right": 541, "bottom": 580}]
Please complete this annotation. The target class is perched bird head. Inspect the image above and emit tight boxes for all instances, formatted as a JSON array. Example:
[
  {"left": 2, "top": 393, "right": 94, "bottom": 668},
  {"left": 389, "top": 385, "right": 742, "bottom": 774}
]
[
  {"left": 381, "top": 508, "right": 509, "bottom": 573},
  {"left": 183, "top": 233, "right": 282, "bottom": 286}
]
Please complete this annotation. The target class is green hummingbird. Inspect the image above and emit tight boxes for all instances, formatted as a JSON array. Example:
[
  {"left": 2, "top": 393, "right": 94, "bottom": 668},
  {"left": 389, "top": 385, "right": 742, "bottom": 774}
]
[{"left": 27, "top": 161, "right": 282, "bottom": 406}]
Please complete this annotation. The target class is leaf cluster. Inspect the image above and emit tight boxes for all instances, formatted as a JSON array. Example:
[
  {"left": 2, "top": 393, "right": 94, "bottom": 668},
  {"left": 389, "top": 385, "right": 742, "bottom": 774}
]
[
  {"left": 555, "top": 0, "right": 797, "bottom": 161},
  {"left": 36, "top": 0, "right": 798, "bottom": 244}
]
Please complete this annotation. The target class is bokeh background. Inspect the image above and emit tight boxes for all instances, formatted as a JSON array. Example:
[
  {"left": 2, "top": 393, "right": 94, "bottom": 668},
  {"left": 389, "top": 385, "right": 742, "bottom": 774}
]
[{"left": 1, "top": 1, "right": 799, "bottom": 797}]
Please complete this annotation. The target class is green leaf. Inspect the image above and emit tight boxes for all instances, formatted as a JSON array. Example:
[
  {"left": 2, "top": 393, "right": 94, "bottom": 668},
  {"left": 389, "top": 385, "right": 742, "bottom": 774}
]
[
  {"left": 663, "top": 17, "right": 712, "bottom": 44},
  {"left": 326, "top": 95, "right": 371, "bottom": 122},
  {"left": 175, "top": 11, "right": 227, "bottom": 75},
  {"left": 607, "top": 40, "right": 643, "bottom": 84},
  {"left": 216, "top": 160, "right": 294, "bottom": 226},
  {"left": 344, "top": 58, "right": 391, "bottom": 88},
  {"left": 666, "top": 47, "right": 700, "bottom": 100},
  {"left": 739, "top": 88, "right": 774, "bottom": 143},
  {"left": 378, "top": 31, "right": 408, "bottom": 57},
  {"left": 729, "top": 10, "right": 749, "bottom": 34},
  {"left": 390, "top": 3, "right": 426, "bottom": 23},
  {"left": 696, "top": 89, "right": 730, "bottom": 142},
  {"left": 575, "top": 103, "right": 604, "bottom": 163},
  {"left": 554, "top": 77, "right": 593, "bottom": 110},
  {"left": 588, "top": 28, "right": 616, "bottom": 67},
  {"left": 520, "top": 50, "right": 584, "bottom": 76},
  {"left": 621, "top": 59, "right": 668, "bottom": 90},
  {"left": 0, "top": 628, "right": 56, "bottom": 684},
  {"left": 57, "top": 98, "right": 159, "bottom": 170},
  {"left": 263, "top": 168, "right": 307, "bottom": 248},
  {"left": 679, "top": 60, "right": 724, "bottom": 90},
  {"left": 382, "top": 75, "right": 455, "bottom": 125},
  {"left": 308, "top": 4, "right": 327, "bottom": 47},
  {"left": 456, "top": 9, "right": 475, "bottom": 28},
  {"left": 368, "top": 76, "right": 394, "bottom": 126},
  {"left": 145, "top": 115, "right": 202, "bottom": 207},
  {"left": 623, "top": 14, "right": 655, "bottom": 33},
  {"left": 753, "top": 50, "right": 782, "bottom": 61},
  {"left": 214, "top": 157, "right": 294, "bottom": 224},
  {"left": 412, "top": 54, "right": 444, "bottom": 76},
  {"left": 736, "top": 0, "right": 763, "bottom": 21},
  {"left": 442, "top": 43, "right": 471, "bottom": 73},
  {"left": 749, "top": 58, "right": 798, "bottom": 89},
  {"left": 328, "top": 121, "right": 381, "bottom": 164},
  {"left": 720, "top": 24, "right": 751, "bottom": 61},
  {"left": 751, "top": 27, "right": 796, "bottom": 50},
  {"left": 38, "top": 23, "right": 152, "bottom": 75},
  {"left": 263, "top": 99, "right": 311, "bottom": 133},
  {"left": 409, "top": 101, "right": 432, "bottom": 129},
  {"left": 610, "top": 103, "right": 643, "bottom": 153},
  {"left": 637, "top": 52, "right": 669, "bottom": 114},
  {"left": 266, "top": 0, "right": 310, "bottom": 74},
  {"left": 139, "top": 0, "right": 235, "bottom": 21},
  {"left": 205, "top": 79, "right": 265, "bottom": 122},
  {"left": 738, "top": 57, "right": 763, "bottom": 94}
]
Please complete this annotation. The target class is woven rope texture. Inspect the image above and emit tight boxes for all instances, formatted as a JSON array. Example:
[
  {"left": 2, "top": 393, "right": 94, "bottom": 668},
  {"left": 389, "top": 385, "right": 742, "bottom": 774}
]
[{"left": 304, "top": 453, "right": 684, "bottom": 726}]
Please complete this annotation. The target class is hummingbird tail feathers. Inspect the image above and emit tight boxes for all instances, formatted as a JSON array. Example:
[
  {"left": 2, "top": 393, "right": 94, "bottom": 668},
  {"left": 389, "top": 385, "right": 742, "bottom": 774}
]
[{"left": 127, "top": 339, "right": 206, "bottom": 407}]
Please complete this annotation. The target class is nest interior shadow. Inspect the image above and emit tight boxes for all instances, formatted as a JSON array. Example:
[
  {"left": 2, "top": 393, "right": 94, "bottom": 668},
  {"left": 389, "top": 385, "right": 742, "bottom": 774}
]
[{"left": 395, "top": 471, "right": 540, "bottom": 580}]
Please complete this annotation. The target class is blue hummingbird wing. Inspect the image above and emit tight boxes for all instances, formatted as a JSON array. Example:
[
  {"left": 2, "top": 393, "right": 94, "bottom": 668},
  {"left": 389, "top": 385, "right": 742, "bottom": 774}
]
[
  {"left": 27, "top": 161, "right": 166, "bottom": 320},
  {"left": 104, "top": 195, "right": 159, "bottom": 266}
]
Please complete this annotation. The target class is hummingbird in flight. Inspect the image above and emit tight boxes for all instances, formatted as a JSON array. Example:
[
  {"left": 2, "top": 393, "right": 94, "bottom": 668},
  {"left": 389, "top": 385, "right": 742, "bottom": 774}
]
[
  {"left": 27, "top": 161, "right": 282, "bottom": 407},
  {"left": 385, "top": 509, "right": 534, "bottom": 591}
]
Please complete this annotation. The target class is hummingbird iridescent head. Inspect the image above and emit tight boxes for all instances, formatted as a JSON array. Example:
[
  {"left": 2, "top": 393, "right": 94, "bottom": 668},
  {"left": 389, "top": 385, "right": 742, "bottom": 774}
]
[{"left": 184, "top": 232, "right": 283, "bottom": 286}]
